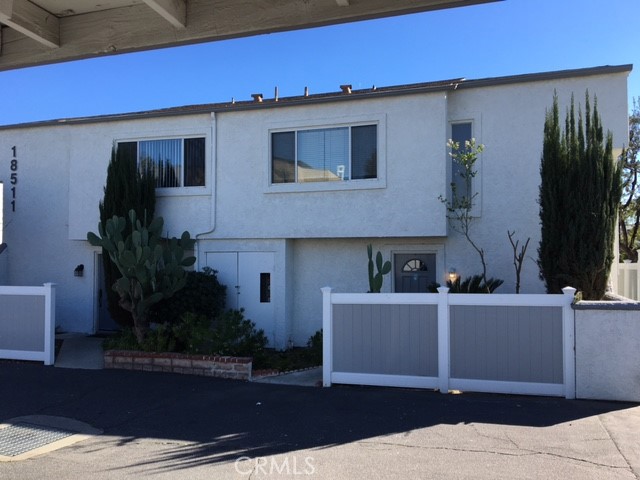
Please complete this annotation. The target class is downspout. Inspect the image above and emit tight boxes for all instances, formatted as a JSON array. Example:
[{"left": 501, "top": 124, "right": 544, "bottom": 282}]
[{"left": 195, "top": 111, "right": 218, "bottom": 269}]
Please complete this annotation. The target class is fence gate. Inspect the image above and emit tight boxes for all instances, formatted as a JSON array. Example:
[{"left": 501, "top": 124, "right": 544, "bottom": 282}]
[{"left": 322, "top": 287, "right": 576, "bottom": 399}]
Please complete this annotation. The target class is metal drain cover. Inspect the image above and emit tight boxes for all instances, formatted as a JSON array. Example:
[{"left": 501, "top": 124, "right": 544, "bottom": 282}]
[
  {"left": 0, "top": 416, "right": 103, "bottom": 461},
  {"left": 0, "top": 422, "right": 74, "bottom": 457}
]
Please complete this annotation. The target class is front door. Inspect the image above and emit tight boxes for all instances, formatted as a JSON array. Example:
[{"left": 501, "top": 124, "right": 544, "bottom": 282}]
[
  {"left": 95, "top": 253, "right": 120, "bottom": 332},
  {"left": 394, "top": 253, "right": 436, "bottom": 293},
  {"left": 205, "top": 251, "right": 275, "bottom": 344}
]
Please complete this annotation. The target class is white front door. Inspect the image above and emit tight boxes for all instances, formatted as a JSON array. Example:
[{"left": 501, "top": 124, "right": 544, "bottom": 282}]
[{"left": 205, "top": 251, "right": 275, "bottom": 344}]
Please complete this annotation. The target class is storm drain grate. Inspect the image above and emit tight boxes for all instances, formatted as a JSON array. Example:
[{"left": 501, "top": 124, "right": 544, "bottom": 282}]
[{"left": 0, "top": 422, "right": 75, "bottom": 457}]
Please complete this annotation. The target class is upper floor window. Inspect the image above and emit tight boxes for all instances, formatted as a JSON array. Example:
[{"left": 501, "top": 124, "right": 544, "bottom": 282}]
[
  {"left": 450, "top": 122, "right": 472, "bottom": 199},
  {"left": 271, "top": 124, "right": 377, "bottom": 184},
  {"left": 117, "top": 137, "right": 205, "bottom": 188}
]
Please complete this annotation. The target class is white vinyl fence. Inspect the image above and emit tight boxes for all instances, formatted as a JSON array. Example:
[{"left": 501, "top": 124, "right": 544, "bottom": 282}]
[
  {"left": 0, "top": 283, "right": 56, "bottom": 365},
  {"left": 322, "top": 286, "right": 577, "bottom": 399},
  {"left": 617, "top": 258, "right": 640, "bottom": 300}
]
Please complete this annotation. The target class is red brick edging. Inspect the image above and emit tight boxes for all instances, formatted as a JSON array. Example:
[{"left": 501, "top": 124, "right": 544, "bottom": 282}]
[{"left": 104, "top": 350, "right": 252, "bottom": 380}]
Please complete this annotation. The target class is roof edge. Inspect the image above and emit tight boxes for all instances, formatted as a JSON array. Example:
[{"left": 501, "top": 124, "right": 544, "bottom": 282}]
[{"left": 0, "top": 64, "right": 632, "bottom": 131}]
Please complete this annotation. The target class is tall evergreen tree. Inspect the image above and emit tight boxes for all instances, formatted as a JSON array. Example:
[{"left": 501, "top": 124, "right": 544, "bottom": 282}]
[
  {"left": 538, "top": 92, "right": 621, "bottom": 299},
  {"left": 99, "top": 144, "right": 156, "bottom": 327}
]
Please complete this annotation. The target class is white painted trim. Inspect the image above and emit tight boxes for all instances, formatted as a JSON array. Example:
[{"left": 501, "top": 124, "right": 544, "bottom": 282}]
[
  {"left": 562, "top": 287, "right": 577, "bottom": 399},
  {"left": 449, "top": 379, "right": 565, "bottom": 397},
  {"left": 447, "top": 293, "right": 570, "bottom": 307},
  {"left": 43, "top": 283, "right": 56, "bottom": 366},
  {"left": 264, "top": 113, "right": 387, "bottom": 194},
  {"left": 437, "top": 286, "right": 450, "bottom": 394},
  {"left": 329, "top": 292, "right": 439, "bottom": 305},
  {"left": 331, "top": 372, "right": 439, "bottom": 390}
]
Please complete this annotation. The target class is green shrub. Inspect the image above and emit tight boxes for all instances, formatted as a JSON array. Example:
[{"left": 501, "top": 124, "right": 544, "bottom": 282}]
[
  {"left": 429, "top": 275, "right": 503, "bottom": 293},
  {"left": 211, "top": 309, "right": 268, "bottom": 359},
  {"left": 150, "top": 267, "right": 226, "bottom": 325},
  {"left": 306, "top": 329, "right": 323, "bottom": 365},
  {"left": 104, "top": 307, "right": 269, "bottom": 364},
  {"left": 172, "top": 313, "right": 214, "bottom": 354}
]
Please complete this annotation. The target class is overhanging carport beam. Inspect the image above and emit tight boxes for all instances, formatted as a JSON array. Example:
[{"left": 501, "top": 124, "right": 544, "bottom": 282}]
[
  {"left": 0, "top": 0, "right": 59, "bottom": 48},
  {"left": 142, "top": 0, "right": 187, "bottom": 29}
]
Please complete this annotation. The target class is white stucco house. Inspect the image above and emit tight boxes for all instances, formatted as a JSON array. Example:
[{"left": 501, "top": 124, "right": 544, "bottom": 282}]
[{"left": 0, "top": 64, "right": 631, "bottom": 349}]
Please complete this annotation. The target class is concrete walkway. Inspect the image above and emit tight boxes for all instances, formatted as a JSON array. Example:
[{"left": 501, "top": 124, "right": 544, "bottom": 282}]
[{"left": 54, "top": 334, "right": 105, "bottom": 370}]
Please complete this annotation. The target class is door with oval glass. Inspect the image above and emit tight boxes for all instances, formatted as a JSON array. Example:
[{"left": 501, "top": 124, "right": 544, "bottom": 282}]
[{"left": 394, "top": 253, "right": 436, "bottom": 293}]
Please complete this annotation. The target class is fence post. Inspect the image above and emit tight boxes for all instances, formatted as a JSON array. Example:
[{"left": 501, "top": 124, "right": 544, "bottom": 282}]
[
  {"left": 437, "top": 286, "right": 450, "bottom": 394},
  {"left": 636, "top": 250, "right": 640, "bottom": 301},
  {"left": 623, "top": 260, "right": 632, "bottom": 299},
  {"left": 321, "top": 287, "right": 333, "bottom": 387},
  {"left": 43, "top": 283, "right": 56, "bottom": 366},
  {"left": 561, "top": 286, "right": 576, "bottom": 399}
]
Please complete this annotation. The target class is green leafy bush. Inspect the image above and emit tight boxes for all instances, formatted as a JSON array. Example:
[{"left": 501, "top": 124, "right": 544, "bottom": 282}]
[
  {"left": 211, "top": 309, "right": 268, "bottom": 358},
  {"left": 429, "top": 275, "right": 503, "bottom": 293},
  {"left": 150, "top": 267, "right": 226, "bottom": 325},
  {"left": 306, "top": 329, "right": 322, "bottom": 365}
]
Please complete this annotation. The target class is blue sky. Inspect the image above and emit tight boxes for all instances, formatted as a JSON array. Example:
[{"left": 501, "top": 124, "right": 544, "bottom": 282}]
[{"left": 0, "top": 0, "right": 637, "bottom": 126}]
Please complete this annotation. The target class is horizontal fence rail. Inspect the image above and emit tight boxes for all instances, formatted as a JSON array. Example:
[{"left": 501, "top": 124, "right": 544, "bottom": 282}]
[
  {"left": 0, "top": 283, "right": 56, "bottom": 365},
  {"left": 322, "top": 286, "right": 576, "bottom": 399}
]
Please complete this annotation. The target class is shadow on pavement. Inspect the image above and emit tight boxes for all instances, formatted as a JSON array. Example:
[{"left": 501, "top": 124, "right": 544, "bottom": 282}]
[{"left": 0, "top": 362, "right": 636, "bottom": 473}]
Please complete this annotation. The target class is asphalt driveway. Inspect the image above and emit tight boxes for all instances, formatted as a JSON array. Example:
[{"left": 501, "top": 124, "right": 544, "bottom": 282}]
[{"left": 0, "top": 362, "right": 638, "bottom": 479}]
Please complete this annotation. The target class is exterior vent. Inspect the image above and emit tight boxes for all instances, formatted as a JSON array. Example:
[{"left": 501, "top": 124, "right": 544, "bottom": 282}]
[
  {"left": 251, "top": 93, "right": 263, "bottom": 102},
  {"left": 340, "top": 84, "right": 352, "bottom": 94}
]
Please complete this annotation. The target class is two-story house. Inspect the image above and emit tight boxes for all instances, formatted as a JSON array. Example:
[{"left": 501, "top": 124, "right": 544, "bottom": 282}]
[{"left": 0, "top": 64, "right": 631, "bottom": 348}]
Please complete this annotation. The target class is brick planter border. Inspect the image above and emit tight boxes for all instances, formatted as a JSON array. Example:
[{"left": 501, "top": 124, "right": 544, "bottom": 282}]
[{"left": 104, "top": 350, "right": 252, "bottom": 380}]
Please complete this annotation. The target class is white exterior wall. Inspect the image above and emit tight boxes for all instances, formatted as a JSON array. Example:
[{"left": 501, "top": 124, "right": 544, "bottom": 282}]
[
  {"left": 209, "top": 94, "right": 448, "bottom": 239},
  {"left": 444, "top": 71, "right": 629, "bottom": 293},
  {"left": 0, "top": 115, "right": 214, "bottom": 332},
  {"left": 575, "top": 306, "right": 640, "bottom": 402},
  {"left": 0, "top": 67, "right": 630, "bottom": 340}
]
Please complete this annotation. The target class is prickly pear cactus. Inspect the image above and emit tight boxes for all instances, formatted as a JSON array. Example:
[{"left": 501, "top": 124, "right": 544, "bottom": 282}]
[
  {"left": 367, "top": 244, "right": 391, "bottom": 293},
  {"left": 88, "top": 209, "right": 196, "bottom": 342}
]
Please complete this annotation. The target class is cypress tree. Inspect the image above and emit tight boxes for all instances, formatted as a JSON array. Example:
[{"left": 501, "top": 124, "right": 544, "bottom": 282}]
[
  {"left": 99, "top": 144, "right": 156, "bottom": 327},
  {"left": 538, "top": 92, "right": 621, "bottom": 299}
]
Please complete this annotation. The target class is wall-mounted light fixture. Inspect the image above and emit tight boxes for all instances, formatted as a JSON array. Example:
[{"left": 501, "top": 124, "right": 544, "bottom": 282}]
[
  {"left": 74, "top": 264, "right": 84, "bottom": 277},
  {"left": 448, "top": 268, "right": 458, "bottom": 282}
]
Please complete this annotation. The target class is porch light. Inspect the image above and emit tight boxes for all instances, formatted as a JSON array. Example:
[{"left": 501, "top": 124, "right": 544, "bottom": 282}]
[
  {"left": 74, "top": 264, "right": 84, "bottom": 277},
  {"left": 448, "top": 268, "right": 457, "bottom": 282}
]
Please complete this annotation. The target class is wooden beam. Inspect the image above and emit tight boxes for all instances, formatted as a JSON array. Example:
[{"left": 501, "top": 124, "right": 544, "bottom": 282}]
[
  {"left": 0, "top": 0, "right": 59, "bottom": 48},
  {"left": 0, "top": 0, "right": 499, "bottom": 71},
  {"left": 141, "top": 0, "right": 187, "bottom": 29}
]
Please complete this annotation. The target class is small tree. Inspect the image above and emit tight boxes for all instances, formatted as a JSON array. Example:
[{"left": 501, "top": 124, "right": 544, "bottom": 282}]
[
  {"left": 619, "top": 99, "right": 640, "bottom": 261},
  {"left": 88, "top": 210, "right": 196, "bottom": 343},
  {"left": 99, "top": 145, "right": 156, "bottom": 327},
  {"left": 508, "top": 230, "right": 530, "bottom": 294},
  {"left": 439, "top": 138, "right": 491, "bottom": 291},
  {"left": 538, "top": 92, "right": 621, "bottom": 299}
]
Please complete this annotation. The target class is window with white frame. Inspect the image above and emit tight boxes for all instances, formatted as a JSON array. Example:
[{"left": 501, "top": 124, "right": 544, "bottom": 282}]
[
  {"left": 271, "top": 124, "right": 377, "bottom": 184},
  {"left": 117, "top": 137, "right": 205, "bottom": 188}
]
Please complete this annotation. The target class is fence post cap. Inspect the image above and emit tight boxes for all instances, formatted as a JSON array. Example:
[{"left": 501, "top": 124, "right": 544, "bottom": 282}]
[
  {"left": 561, "top": 286, "right": 577, "bottom": 296},
  {"left": 437, "top": 286, "right": 450, "bottom": 294},
  {"left": 321, "top": 286, "right": 332, "bottom": 293}
]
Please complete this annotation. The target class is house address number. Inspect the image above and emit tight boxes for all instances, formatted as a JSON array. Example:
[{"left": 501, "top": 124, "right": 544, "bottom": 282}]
[{"left": 10, "top": 146, "right": 18, "bottom": 212}]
